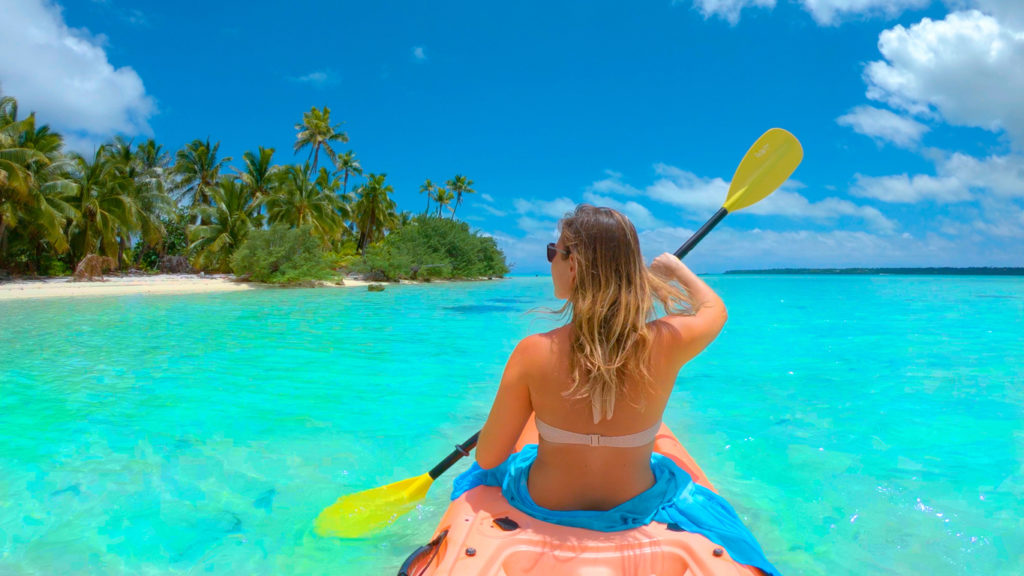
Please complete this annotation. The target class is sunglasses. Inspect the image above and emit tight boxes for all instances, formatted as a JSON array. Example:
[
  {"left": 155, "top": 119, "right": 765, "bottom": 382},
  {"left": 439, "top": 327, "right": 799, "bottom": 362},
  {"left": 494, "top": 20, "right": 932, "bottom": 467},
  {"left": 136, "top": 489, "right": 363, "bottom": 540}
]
[{"left": 546, "top": 242, "right": 570, "bottom": 263}]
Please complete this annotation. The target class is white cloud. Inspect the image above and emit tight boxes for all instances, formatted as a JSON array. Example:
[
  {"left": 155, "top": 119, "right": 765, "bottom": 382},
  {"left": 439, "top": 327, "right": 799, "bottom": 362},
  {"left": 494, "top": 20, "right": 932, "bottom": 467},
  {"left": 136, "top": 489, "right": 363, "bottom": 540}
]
[
  {"left": 641, "top": 164, "right": 893, "bottom": 229},
  {"left": 480, "top": 204, "right": 508, "bottom": 217},
  {"left": 412, "top": 46, "right": 427, "bottom": 62},
  {"left": 684, "top": 0, "right": 776, "bottom": 25},
  {"left": 799, "top": 0, "right": 930, "bottom": 25},
  {"left": 836, "top": 105, "right": 929, "bottom": 147},
  {"left": 638, "top": 225, "right": 1016, "bottom": 271},
  {"left": 683, "top": 0, "right": 929, "bottom": 25},
  {"left": 967, "top": 0, "right": 1024, "bottom": 27},
  {"left": 747, "top": 190, "right": 899, "bottom": 232},
  {"left": 513, "top": 197, "right": 577, "bottom": 220},
  {"left": 852, "top": 173, "right": 970, "bottom": 203},
  {"left": 852, "top": 151, "right": 1024, "bottom": 203},
  {"left": 580, "top": 192, "right": 665, "bottom": 229},
  {"left": 588, "top": 170, "right": 644, "bottom": 196},
  {"left": 480, "top": 193, "right": 495, "bottom": 202},
  {"left": 648, "top": 164, "right": 730, "bottom": 213},
  {"left": 291, "top": 71, "right": 337, "bottom": 86},
  {"left": 0, "top": 0, "right": 155, "bottom": 139},
  {"left": 941, "top": 152, "right": 1024, "bottom": 197},
  {"left": 864, "top": 10, "right": 1024, "bottom": 147}
]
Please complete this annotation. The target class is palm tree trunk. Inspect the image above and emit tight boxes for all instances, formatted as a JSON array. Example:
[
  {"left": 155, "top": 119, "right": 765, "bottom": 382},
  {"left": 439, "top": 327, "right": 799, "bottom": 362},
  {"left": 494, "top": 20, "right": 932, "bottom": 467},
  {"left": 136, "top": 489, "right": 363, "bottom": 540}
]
[
  {"left": 343, "top": 170, "right": 349, "bottom": 195},
  {"left": 0, "top": 216, "right": 8, "bottom": 265},
  {"left": 33, "top": 240, "right": 44, "bottom": 275},
  {"left": 118, "top": 233, "right": 129, "bottom": 271}
]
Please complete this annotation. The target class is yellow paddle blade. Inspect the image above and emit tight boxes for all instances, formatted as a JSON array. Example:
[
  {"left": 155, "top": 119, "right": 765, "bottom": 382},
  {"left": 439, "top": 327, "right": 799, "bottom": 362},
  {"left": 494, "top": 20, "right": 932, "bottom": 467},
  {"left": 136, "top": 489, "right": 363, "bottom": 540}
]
[
  {"left": 314, "top": 472, "right": 434, "bottom": 538},
  {"left": 723, "top": 128, "right": 804, "bottom": 213}
]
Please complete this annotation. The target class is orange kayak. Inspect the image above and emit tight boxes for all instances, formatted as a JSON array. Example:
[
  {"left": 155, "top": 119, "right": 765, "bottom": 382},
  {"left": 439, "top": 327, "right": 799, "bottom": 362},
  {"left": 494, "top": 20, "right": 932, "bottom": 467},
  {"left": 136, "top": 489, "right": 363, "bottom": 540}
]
[{"left": 397, "top": 416, "right": 764, "bottom": 576}]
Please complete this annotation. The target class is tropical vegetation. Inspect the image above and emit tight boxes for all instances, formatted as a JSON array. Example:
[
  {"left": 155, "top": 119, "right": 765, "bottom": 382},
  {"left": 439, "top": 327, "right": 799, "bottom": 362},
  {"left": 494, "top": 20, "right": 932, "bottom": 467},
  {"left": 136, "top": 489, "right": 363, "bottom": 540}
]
[{"left": 0, "top": 92, "right": 508, "bottom": 283}]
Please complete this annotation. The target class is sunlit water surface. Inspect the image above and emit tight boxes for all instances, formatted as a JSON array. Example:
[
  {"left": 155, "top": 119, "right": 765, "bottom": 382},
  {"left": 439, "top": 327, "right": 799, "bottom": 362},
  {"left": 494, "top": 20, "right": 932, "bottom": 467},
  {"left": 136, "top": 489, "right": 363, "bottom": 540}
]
[{"left": 1, "top": 275, "right": 1022, "bottom": 575}]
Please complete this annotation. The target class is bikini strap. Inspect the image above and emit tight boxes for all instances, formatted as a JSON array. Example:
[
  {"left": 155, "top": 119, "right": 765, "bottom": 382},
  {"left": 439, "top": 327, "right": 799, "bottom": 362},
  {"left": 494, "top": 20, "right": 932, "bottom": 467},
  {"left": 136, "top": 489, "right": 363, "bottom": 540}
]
[{"left": 535, "top": 418, "right": 661, "bottom": 448}]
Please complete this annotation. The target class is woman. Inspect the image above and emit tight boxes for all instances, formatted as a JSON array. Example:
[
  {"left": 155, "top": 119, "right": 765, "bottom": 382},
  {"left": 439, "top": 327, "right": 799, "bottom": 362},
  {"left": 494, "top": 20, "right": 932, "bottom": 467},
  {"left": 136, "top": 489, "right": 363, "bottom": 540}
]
[
  {"left": 475, "top": 204, "right": 725, "bottom": 508},
  {"left": 455, "top": 204, "right": 778, "bottom": 575}
]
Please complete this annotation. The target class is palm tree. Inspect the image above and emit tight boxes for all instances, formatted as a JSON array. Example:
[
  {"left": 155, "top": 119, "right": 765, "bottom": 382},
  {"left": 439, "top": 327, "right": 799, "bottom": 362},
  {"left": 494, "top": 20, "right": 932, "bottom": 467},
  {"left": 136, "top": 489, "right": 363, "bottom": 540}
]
[
  {"left": 294, "top": 106, "right": 348, "bottom": 173},
  {"left": 419, "top": 178, "right": 435, "bottom": 215},
  {"left": 264, "top": 163, "right": 344, "bottom": 244},
  {"left": 189, "top": 176, "right": 259, "bottom": 272},
  {"left": 315, "top": 165, "right": 354, "bottom": 236},
  {"left": 172, "top": 138, "right": 232, "bottom": 218},
  {"left": 432, "top": 185, "right": 454, "bottom": 218},
  {"left": 103, "top": 137, "right": 169, "bottom": 267},
  {"left": 446, "top": 174, "right": 475, "bottom": 220},
  {"left": 64, "top": 147, "right": 140, "bottom": 265},
  {"left": 0, "top": 101, "right": 72, "bottom": 265},
  {"left": 352, "top": 173, "right": 397, "bottom": 253},
  {"left": 235, "top": 147, "right": 278, "bottom": 227},
  {"left": 333, "top": 150, "right": 362, "bottom": 196}
]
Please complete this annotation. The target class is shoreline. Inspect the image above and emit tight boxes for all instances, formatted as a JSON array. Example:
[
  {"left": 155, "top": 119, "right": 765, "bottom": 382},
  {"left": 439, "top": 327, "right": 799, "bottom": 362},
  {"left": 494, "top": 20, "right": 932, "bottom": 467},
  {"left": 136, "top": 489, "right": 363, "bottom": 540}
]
[
  {"left": 0, "top": 274, "right": 508, "bottom": 302},
  {"left": 0, "top": 274, "right": 376, "bottom": 302}
]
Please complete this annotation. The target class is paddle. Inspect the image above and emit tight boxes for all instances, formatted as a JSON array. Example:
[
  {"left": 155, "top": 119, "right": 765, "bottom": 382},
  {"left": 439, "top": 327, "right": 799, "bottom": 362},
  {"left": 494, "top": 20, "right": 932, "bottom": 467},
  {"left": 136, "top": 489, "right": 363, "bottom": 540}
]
[
  {"left": 315, "top": 433, "right": 480, "bottom": 538},
  {"left": 675, "top": 127, "right": 803, "bottom": 259},
  {"left": 314, "top": 127, "right": 803, "bottom": 539}
]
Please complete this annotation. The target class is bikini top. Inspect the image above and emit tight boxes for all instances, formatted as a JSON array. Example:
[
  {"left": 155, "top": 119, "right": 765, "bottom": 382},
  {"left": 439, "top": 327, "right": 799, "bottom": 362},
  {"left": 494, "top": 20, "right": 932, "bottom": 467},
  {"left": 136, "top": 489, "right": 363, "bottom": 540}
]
[{"left": 535, "top": 417, "right": 662, "bottom": 448}]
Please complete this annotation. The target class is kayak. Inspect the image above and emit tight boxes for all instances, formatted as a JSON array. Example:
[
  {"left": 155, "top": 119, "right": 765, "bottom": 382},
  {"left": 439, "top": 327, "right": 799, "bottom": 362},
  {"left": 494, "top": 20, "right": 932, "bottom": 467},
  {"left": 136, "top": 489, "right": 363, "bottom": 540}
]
[{"left": 397, "top": 415, "right": 764, "bottom": 576}]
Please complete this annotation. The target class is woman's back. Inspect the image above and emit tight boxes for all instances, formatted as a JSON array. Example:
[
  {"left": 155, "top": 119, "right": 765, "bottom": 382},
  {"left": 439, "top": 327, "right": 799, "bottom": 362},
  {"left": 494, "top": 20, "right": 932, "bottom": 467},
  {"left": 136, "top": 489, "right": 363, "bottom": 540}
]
[
  {"left": 523, "top": 316, "right": 707, "bottom": 510},
  {"left": 475, "top": 205, "right": 727, "bottom": 511}
]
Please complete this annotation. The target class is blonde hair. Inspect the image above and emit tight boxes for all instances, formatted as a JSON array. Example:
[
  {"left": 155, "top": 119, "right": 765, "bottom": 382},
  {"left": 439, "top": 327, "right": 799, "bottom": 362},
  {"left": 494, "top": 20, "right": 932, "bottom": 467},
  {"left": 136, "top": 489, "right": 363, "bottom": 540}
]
[{"left": 555, "top": 205, "right": 692, "bottom": 423}]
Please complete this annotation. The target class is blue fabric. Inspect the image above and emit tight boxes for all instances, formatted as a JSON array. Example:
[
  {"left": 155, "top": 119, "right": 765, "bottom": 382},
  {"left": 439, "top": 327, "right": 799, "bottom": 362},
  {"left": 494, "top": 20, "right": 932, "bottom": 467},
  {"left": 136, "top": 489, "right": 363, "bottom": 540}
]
[{"left": 452, "top": 444, "right": 780, "bottom": 576}]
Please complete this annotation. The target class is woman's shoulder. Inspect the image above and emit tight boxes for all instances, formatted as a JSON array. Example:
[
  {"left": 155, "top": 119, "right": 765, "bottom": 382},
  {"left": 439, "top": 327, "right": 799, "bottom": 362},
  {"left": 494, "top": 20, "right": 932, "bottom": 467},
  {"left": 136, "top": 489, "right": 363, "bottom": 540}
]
[
  {"left": 510, "top": 326, "right": 568, "bottom": 368},
  {"left": 517, "top": 326, "right": 567, "bottom": 353}
]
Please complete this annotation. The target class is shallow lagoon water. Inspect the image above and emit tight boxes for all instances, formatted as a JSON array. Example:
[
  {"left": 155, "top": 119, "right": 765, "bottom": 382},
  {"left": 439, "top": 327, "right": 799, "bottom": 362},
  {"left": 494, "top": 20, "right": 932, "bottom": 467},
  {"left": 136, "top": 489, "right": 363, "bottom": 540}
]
[{"left": 1, "top": 275, "right": 1022, "bottom": 575}]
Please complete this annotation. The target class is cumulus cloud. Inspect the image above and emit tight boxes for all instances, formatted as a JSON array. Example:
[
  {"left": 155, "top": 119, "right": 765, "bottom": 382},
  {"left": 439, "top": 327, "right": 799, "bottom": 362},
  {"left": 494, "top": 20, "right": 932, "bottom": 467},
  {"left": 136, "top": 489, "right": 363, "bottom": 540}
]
[
  {"left": 290, "top": 71, "right": 337, "bottom": 86},
  {"left": 682, "top": 0, "right": 929, "bottom": 25},
  {"left": 853, "top": 152, "right": 1024, "bottom": 203},
  {"left": 684, "top": 0, "right": 776, "bottom": 25},
  {"left": 852, "top": 173, "right": 970, "bottom": 203},
  {"left": 480, "top": 204, "right": 508, "bottom": 217},
  {"left": 588, "top": 170, "right": 644, "bottom": 196},
  {"left": 580, "top": 192, "right": 665, "bottom": 229},
  {"left": 836, "top": 105, "right": 929, "bottom": 147},
  {"left": 412, "top": 46, "right": 427, "bottom": 62},
  {"left": 513, "top": 197, "right": 577, "bottom": 220},
  {"left": 967, "top": 0, "right": 1024, "bottom": 27},
  {"left": 0, "top": 0, "right": 155, "bottom": 139},
  {"left": 864, "top": 10, "right": 1024, "bottom": 147},
  {"left": 799, "top": 0, "right": 930, "bottom": 25},
  {"left": 638, "top": 164, "right": 894, "bottom": 229}
]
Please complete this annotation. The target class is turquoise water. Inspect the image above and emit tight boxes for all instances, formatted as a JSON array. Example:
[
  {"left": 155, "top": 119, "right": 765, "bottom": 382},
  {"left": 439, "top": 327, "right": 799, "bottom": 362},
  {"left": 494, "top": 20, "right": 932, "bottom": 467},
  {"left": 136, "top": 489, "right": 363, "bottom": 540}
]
[{"left": 1, "top": 276, "right": 1022, "bottom": 575}]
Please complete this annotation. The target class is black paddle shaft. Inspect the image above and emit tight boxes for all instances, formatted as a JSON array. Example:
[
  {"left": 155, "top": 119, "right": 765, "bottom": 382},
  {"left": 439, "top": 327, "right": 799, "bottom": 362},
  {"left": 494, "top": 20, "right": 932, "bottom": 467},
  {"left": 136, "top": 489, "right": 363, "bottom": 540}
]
[
  {"left": 674, "top": 207, "right": 729, "bottom": 260},
  {"left": 428, "top": 432, "right": 480, "bottom": 480}
]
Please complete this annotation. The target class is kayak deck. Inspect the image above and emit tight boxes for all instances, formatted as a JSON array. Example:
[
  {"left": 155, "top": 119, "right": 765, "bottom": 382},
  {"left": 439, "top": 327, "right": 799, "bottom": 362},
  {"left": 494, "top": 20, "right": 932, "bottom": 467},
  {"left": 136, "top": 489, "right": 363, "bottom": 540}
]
[{"left": 399, "top": 416, "right": 763, "bottom": 576}]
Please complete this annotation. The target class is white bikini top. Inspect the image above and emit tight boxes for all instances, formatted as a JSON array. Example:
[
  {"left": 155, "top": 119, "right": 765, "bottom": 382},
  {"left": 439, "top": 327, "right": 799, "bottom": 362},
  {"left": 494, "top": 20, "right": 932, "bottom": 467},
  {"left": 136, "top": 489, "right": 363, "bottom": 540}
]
[{"left": 535, "top": 418, "right": 661, "bottom": 448}]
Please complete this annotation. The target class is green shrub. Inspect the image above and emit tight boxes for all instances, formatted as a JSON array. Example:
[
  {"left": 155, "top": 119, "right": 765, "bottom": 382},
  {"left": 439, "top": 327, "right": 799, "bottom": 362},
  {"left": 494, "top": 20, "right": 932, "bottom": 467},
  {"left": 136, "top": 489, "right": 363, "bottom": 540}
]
[
  {"left": 231, "top": 225, "right": 336, "bottom": 284},
  {"left": 354, "top": 215, "right": 509, "bottom": 281}
]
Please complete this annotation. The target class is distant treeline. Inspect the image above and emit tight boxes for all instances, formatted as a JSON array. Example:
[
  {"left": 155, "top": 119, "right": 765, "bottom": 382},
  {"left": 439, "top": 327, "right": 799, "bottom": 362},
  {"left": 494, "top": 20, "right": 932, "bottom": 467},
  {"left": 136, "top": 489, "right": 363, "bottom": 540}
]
[{"left": 725, "top": 267, "right": 1024, "bottom": 276}]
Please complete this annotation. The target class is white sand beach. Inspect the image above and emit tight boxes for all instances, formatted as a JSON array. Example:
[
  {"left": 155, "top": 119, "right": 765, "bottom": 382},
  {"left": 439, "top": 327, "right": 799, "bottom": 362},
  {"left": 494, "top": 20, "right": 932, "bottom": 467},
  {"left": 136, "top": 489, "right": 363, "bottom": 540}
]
[{"left": 0, "top": 274, "right": 374, "bottom": 301}]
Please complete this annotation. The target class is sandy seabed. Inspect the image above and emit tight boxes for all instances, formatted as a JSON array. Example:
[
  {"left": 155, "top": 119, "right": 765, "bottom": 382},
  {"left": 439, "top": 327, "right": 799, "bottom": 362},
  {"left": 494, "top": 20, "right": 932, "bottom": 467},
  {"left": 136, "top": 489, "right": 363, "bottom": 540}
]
[{"left": 0, "top": 274, "right": 373, "bottom": 301}]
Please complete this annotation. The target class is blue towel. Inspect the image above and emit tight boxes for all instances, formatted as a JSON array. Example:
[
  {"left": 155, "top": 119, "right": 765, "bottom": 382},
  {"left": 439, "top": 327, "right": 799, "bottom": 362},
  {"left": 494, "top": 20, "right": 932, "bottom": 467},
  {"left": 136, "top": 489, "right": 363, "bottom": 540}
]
[{"left": 452, "top": 444, "right": 780, "bottom": 576}]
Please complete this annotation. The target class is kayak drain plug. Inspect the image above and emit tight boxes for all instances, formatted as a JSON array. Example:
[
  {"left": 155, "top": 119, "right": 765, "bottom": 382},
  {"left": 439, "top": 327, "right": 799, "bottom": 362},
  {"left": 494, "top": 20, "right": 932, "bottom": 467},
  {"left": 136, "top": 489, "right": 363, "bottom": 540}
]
[
  {"left": 713, "top": 548, "right": 724, "bottom": 557},
  {"left": 493, "top": 517, "right": 520, "bottom": 531},
  {"left": 465, "top": 547, "right": 477, "bottom": 557}
]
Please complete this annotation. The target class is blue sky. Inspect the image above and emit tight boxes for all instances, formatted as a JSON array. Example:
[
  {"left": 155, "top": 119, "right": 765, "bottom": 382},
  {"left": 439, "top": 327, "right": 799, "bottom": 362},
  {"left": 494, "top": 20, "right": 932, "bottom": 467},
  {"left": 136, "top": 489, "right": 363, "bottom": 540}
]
[{"left": 2, "top": 0, "right": 1022, "bottom": 273}]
